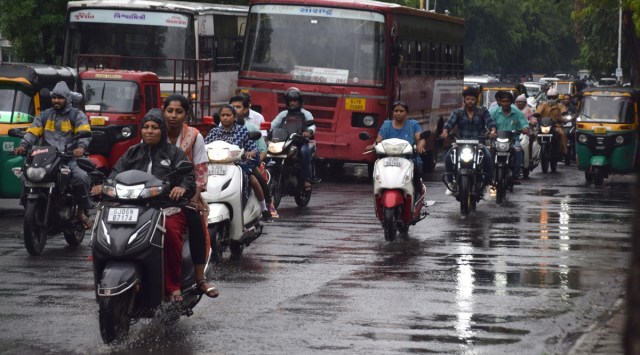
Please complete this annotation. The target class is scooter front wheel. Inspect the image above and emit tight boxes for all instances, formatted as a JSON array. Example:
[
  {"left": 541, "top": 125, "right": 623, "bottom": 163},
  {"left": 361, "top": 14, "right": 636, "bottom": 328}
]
[
  {"left": 383, "top": 207, "right": 397, "bottom": 242},
  {"left": 208, "top": 222, "right": 229, "bottom": 264},
  {"left": 23, "top": 199, "right": 48, "bottom": 256},
  {"left": 98, "top": 291, "right": 134, "bottom": 344},
  {"left": 459, "top": 176, "right": 471, "bottom": 216}
]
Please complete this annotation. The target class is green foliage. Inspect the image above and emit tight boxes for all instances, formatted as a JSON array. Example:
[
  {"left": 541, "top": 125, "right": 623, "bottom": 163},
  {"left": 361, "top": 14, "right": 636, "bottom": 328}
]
[{"left": 0, "top": 0, "right": 68, "bottom": 63}]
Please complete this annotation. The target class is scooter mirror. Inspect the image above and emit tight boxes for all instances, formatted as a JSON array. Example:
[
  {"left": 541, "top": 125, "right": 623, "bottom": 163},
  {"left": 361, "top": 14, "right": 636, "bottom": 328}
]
[
  {"left": 174, "top": 160, "right": 195, "bottom": 175},
  {"left": 8, "top": 127, "right": 26, "bottom": 138},
  {"left": 248, "top": 131, "right": 262, "bottom": 141}
]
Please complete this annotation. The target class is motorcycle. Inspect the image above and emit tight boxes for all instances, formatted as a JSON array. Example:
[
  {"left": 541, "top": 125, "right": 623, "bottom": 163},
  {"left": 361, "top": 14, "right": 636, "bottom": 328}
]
[
  {"left": 360, "top": 131, "right": 433, "bottom": 241},
  {"left": 491, "top": 131, "right": 515, "bottom": 205},
  {"left": 9, "top": 129, "right": 95, "bottom": 256},
  {"left": 537, "top": 116, "right": 562, "bottom": 173},
  {"left": 90, "top": 161, "right": 206, "bottom": 344},
  {"left": 562, "top": 113, "right": 576, "bottom": 166},
  {"left": 202, "top": 136, "right": 265, "bottom": 263},
  {"left": 265, "top": 113, "right": 317, "bottom": 208},
  {"left": 443, "top": 136, "right": 490, "bottom": 216},
  {"left": 521, "top": 128, "right": 541, "bottom": 178}
]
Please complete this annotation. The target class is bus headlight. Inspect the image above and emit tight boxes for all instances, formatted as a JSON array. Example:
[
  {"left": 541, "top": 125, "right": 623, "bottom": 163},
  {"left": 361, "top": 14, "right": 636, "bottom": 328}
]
[
  {"left": 362, "top": 115, "right": 375, "bottom": 127},
  {"left": 578, "top": 134, "right": 588, "bottom": 144}
]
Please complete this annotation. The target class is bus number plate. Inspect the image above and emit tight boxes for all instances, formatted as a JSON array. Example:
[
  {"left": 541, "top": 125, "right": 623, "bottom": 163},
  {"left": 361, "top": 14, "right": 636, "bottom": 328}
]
[
  {"left": 90, "top": 116, "right": 108, "bottom": 126},
  {"left": 107, "top": 208, "right": 139, "bottom": 224},
  {"left": 345, "top": 98, "right": 366, "bottom": 111}
]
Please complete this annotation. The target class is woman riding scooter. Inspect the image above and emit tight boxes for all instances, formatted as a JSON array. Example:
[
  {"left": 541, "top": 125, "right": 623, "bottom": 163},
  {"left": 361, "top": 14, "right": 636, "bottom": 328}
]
[{"left": 92, "top": 108, "right": 194, "bottom": 302}]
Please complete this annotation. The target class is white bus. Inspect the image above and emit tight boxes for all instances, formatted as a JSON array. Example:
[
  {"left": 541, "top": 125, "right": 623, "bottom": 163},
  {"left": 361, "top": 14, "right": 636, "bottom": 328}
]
[{"left": 62, "top": 0, "right": 248, "bottom": 112}]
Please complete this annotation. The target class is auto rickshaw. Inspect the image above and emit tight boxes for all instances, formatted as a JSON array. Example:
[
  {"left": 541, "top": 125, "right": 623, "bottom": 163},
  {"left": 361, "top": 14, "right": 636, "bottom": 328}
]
[
  {"left": 478, "top": 82, "right": 522, "bottom": 109},
  {"left": 575, "top": 87, "right": 640, "bottom": 185},
  {"left": 0, "top": 63, "right": 82, "bottom": 199}
]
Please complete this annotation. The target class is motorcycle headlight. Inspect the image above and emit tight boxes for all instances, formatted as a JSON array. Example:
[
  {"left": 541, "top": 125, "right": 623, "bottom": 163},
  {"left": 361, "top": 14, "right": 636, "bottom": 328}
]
[
  {"left": 115, "top": 183, "right": 146, "bottom": 199},
  {"left": 540, "top": 126, "right": 551, "bottom": 134},
  {"left": 381, "top": 141, "right": 409, "bottom": 155},
  {"left": 495, "top": 140, "right": 510, "bottom": 152},
  {"left": 616, "top": 135, "right": 624, "bottom": 144},
  {"left": 578, "top": 134, "right": 588, "bottom": 144},
  {"left": 26, "top": 166, "right": 47, "bottom": 182},
  {"left": 208, "top": 147, "right": 241, "bottom": 163},
  {"left": 460, "top": 147, "right": 474, "bottom": 163},
  {"left": 268, "top": 141, "right": 285, "bottom": 154}
]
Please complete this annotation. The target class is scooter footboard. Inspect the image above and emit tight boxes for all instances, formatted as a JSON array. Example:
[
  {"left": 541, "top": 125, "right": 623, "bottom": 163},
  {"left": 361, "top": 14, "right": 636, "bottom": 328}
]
[{"left": 97, "top": 260, "right": 141, "bottom": 297}]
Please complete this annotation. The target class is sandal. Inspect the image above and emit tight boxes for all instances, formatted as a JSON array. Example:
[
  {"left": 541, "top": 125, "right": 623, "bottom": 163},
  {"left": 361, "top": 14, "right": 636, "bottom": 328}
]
[
  {"left": 304, "top": 181, "right": 312, "bottom": 192},
  {"left": 78, "top": 216, "right": 94, "bottom": 230},
  {"left": 197, "top": 279, "right": 219, "bottom": 298},
  {"left": 168, "top": 290, "right": 183, "bottom": 302}
]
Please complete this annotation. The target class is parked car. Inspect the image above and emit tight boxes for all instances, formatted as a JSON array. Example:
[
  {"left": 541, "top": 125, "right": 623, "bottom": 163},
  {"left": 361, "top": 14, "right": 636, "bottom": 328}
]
[{"left": 597, "top": 77, "right": 618, "bottom": 87}]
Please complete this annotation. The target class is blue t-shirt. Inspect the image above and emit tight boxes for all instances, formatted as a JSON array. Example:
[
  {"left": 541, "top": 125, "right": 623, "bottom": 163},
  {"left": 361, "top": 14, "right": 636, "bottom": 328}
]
[{"left": 377, "top": 119, "right": 423, "bottom": 168}]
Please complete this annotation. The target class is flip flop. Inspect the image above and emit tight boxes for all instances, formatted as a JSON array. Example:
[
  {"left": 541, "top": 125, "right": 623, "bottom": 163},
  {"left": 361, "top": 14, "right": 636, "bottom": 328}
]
[
  {"left": 197, "top": 279, "right": 219, "bottom": 298},
  {"left": 168, "top": 290, "right": 183, "bottom": 302},
  {"left": 78, "top": 217, "right": 94, "bottom": 230},
  {"left": 304, "top": 181, "right": 312, "bottom": 192}
]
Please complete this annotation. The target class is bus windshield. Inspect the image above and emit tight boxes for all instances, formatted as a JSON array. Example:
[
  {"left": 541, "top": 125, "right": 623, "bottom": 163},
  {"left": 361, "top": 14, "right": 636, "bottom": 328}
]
[
  {"left": 83, "top": 80, "right": 141, "bottom": 113},
  {"left": 0, "top": 84, "right": 34, "bottom": 123},
  {"left": 66, "top": 9, "right": 195, "bottom": 76},
  {"left": 579, "top": 96, "right": 635, "bottom": 123},
  {"left": 241, "top": 4, "right": 385, "bottom": 87}
]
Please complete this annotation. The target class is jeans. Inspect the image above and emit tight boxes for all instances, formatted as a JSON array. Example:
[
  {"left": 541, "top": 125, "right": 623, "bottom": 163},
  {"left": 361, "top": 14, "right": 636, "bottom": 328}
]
[
  {"left": 513, "top": 140, "right": 523, "bottom": 177},
  {"left": 300, "top": 142, "right": 312, "bottom": 181},
  {"left": 444, "top": 146, "right": 493, "bottom": 185}
]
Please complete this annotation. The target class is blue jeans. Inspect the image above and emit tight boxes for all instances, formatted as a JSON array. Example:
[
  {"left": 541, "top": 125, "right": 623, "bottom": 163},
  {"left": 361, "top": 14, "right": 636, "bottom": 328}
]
[
  {"left": 444, "top": 146, "right": 493, "bottom": 185},
  {"left": 300, "top": 142, "right": 312, "bottom": 181}
]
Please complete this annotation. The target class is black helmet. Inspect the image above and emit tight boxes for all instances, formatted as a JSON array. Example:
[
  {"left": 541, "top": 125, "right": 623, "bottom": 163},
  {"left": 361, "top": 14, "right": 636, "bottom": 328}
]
[{"left": 284, "top": 87, "right": 303, "bottom": 111}]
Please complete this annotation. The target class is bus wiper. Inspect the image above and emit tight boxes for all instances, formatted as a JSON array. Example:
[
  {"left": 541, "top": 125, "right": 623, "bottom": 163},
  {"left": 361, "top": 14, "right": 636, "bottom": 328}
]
[{"left": 99, "top": 82, "right": 106, "bottom": 115}]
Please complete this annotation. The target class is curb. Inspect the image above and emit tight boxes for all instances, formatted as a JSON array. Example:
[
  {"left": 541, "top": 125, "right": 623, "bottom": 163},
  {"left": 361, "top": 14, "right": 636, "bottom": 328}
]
[{"left": 567, "top": 297, "right": 626, "bottom": 355}]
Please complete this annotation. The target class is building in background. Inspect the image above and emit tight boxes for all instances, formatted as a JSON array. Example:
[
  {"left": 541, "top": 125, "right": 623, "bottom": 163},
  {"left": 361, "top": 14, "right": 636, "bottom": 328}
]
[{"left": 0, "top": 32, "right": 15, "bottom": 62}]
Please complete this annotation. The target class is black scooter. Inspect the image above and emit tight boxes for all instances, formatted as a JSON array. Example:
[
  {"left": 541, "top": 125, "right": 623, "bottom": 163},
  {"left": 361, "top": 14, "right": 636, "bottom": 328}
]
[{"left": 90, "top": 161, "right": 207, "bottom": 343}]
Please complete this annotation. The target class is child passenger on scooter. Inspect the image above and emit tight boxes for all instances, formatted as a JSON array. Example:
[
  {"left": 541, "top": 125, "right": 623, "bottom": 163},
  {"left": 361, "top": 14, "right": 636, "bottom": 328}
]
[{"left": 91, "top": 109, "right": 195, "bottom": 302}]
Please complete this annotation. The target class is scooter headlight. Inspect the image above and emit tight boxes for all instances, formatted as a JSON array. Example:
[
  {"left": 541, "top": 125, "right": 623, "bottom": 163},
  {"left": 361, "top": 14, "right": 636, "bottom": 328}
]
[
  {"left": 616, "top": 135, "right": 624, "bottom": 144},
  {"left": 540, "top": 126, "right": 551, "bottom": 134},
  {"left": 115, "top": 183, "right": 146, "bottom": 199},
  {"left": 381, "top": 141, "right": 409, "bottom": 155},
  {"left": 460, "top": 147, "right": 474, "bottom": 163},
  {"left": 26, "top": 166, "right": 47, "bottom": 182},
  {"left": 140, "top": 186, "right": 164, "bottom": 198},
  {"left": 578, "top": 134, "right": 588, "bottom": 144},
  {"left": 208, "top": 147, "right": 241, "bottom": 163}
]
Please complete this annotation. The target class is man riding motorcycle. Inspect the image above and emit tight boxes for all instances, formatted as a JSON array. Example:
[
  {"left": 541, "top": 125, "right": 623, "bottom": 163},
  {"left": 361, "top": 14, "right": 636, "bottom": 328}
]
[
  {"left": 490, "top": 91, "right": 530, "bottom": 181},
  {"left": 13, "top": 81, "right": 93, "bottom": 229},
  {"left": 270, "top": 87, "right": 316, "bottom": 191},
  {"left": 534, "top": 88, "right": 568, "bottom": 155},
  {"left": 440, "top": 86, "right": 497, "bottom": 196}
]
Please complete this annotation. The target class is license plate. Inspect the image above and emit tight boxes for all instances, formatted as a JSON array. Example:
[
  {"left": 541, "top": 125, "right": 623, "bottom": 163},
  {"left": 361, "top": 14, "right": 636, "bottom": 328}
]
[
  {"left": 90, "top": 116, "right": 108, "bottom": 126},
  {"left": 345, "top": 98, "right": 366, "bottom": 111},
  {"left": 208, "top": 164, "right": 227, "bottom": 175},
  {"left": 107, "top": 208, "right": 139, "bottom": 224},
  {"left": 593, "top": 127, "right": 607, "bottom": 134},
  {"left": 383, "top": 157, "right": 401, "bottom": 167}
]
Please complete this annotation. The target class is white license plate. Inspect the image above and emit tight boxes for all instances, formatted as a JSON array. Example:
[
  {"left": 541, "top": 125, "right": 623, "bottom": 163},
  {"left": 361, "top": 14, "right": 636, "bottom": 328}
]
[
  {"left": 107, "top": 208, "right": 139, "bottom": 224},
  {"left": 383, "top": 157, "right": 402, "bottom": 167},
  {"left": 208, "top": 164, "right": 227, "bottom": 175}
]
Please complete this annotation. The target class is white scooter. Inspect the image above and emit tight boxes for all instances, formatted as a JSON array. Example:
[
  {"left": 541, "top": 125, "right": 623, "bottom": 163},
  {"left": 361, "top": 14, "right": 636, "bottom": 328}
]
[
  {"left": 202, "top": 139, "right": 264, "bottom": 263},
  {"left": 521, "top": 130, "right": 541, "bottom": 178},
  {"left": 360, "top": 132, "right": 434, "bottom": 241}
]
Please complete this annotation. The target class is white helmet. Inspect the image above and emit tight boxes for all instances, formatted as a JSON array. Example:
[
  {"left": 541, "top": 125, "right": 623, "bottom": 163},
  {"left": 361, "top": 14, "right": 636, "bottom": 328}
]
[{"left": 547, "top": 88, "right": 558, "bottom": 97}]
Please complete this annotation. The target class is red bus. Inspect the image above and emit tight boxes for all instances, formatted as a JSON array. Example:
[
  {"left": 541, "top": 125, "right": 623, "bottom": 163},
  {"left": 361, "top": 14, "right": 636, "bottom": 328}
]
[{"left": 238, "top": 0, "right": 464, "bottom": 171}]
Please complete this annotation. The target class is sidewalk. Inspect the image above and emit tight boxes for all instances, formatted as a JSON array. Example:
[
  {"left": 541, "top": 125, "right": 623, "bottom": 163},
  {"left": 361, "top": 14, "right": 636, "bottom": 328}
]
[{"left": 567, "top": 297, "right": 626, "bottom": 355}]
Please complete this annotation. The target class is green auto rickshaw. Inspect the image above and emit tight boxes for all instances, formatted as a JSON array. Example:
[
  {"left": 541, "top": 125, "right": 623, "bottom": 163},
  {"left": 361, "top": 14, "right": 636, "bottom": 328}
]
[
  {"left": 0, "top": 63, "right": 82, "bottom": 198},
  {"left": 575, "top": 87, "right": 640, "bottom": 185}
]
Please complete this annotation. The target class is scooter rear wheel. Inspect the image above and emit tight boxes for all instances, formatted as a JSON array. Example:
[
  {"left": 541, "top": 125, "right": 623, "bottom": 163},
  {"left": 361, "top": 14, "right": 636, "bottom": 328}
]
[
  {"left": 98, "top": 291, "right": 134, "bottom": 344},
  {"left": 23, "top": 199, "right": 48, "bottom": 256}
]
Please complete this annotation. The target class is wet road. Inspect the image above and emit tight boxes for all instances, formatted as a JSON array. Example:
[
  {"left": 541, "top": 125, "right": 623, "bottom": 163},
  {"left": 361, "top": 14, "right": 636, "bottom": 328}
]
[{"left": 0, "top": 163, "right": 633, "bottom": 354}]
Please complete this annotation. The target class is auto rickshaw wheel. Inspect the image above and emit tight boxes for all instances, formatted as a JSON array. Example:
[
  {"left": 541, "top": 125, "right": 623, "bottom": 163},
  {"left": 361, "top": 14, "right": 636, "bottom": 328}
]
[
  {"left": 593, "top": 167, "right": 604, "bottom": 186},
  {"left": 585, "top": 171, "right": 594, "bottom": 183}
]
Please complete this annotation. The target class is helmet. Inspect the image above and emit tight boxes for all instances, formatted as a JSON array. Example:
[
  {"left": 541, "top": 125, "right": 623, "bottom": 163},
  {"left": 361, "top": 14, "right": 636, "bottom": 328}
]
[
  {"left": 284, "top": 87, "right": 303, "bottom": 110},
  {"left": 547, "top": 88, "right": 558, "bottom": 97}
]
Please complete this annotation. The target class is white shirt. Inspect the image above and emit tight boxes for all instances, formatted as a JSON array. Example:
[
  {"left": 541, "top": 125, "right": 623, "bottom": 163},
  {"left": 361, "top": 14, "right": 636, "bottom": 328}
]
[{"left": 247, "top": 109, "right": 265, "bottom": 127}]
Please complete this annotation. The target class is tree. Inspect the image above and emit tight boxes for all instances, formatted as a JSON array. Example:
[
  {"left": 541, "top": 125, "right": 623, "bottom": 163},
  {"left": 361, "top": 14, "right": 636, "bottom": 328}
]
[{"left": 0, "top": 0, "right": 68, "bottom": 63}]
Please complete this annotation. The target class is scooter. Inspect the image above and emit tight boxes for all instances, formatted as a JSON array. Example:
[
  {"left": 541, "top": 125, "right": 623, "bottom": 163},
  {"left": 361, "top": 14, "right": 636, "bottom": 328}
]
[
  {"left": 202, "top": 138, "right": 265, "bottom": 263},
  {"left": 360, "top": 131, "right": 433, "bottom": 241},
  {"left": 90, "top": 161, "right": 206, "bottom": 344},
  {"left": 521, "top": 128, "right": 541, "bottom": 178},
  {"left": 9, "top": 129, "right": 95, "bottom": 255}
]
